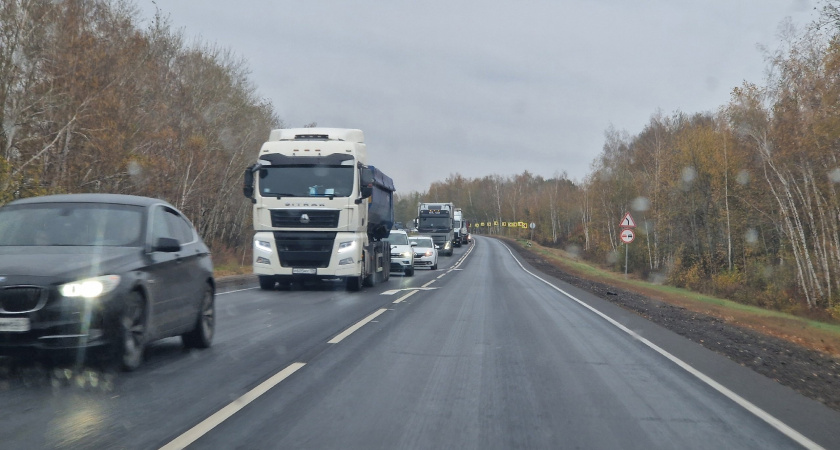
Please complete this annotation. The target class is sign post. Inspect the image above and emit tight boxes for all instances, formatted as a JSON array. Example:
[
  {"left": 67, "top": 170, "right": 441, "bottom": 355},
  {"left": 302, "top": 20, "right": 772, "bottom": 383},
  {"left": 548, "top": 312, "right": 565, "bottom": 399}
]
[{"left": 619, "top": 213, "right": 636, "bottom": 277}]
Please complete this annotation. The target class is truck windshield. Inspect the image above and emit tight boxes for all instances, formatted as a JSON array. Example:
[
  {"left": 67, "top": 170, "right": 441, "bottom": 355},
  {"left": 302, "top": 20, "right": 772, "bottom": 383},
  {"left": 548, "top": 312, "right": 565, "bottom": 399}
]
[
  {"left": 418, "top": 216, "right": 451, "bottom": 230},
  {"left": 258, "top": 165, "right": 354, "bottom": 198}
]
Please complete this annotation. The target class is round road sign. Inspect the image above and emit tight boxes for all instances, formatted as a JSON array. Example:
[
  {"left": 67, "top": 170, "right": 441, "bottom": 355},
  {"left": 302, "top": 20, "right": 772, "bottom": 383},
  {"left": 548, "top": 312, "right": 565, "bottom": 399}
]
[{"left": 620, "top": 228, "right": 635, "bottom": 244}]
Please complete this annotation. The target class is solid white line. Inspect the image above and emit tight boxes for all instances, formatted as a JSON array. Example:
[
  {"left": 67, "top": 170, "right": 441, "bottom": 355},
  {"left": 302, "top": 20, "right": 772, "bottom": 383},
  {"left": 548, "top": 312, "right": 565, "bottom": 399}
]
[
  {"left": 328, "top": 309, "right": 387, "bottom": 344},
  {"left": 393, "top": 290, "right": 418, "bottom": 304},
  {"left": 159, "top": 362, "right": 306, "bottom": 450},
  {"left": 500, "top": 243, "right": 824, "bottom": 450},
  {"left": 218, "top": 286, "right": 259, "bottom": 295}
]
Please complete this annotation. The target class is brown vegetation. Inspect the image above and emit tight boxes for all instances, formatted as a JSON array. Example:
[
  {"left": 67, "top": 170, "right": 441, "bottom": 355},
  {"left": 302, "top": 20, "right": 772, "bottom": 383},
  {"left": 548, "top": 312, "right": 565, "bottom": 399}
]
[
  {"left": 398, "top": 8, "right": 840, "bottom": 320},
  {"left": 0, "top": 0, "right": 279, "bottom": 252}
]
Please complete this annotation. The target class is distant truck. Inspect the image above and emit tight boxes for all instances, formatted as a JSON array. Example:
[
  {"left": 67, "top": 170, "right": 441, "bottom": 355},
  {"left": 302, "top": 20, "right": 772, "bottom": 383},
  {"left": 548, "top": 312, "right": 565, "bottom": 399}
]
[
  {"left": 453, "top": 208, "right": 467, "bottom": 247},
  {"left": 243, "top": 128, "right": 394, "bottom": 291},
  {"left": 417, "top": 202, "right": 454, "bottom": 256}
]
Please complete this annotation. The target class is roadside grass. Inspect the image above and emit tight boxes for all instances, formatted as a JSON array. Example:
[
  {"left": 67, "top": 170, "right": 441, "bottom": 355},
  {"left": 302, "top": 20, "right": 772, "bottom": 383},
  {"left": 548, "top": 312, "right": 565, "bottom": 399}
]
[
  {"left": 211, "top": 245, "right": 252, "bottom": 278},
  {"left": 511, "top": 239, "right": 840, "bottom": 357}
]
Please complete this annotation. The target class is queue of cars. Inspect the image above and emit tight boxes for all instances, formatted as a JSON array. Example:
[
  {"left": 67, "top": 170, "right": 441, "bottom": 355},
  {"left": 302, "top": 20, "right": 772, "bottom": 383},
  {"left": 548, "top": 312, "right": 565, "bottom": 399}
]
[
  {"left": 384, "top": 227, "right": 463, "bottom": 275},
  {"left": 0, "top": 194, "right": 215, "bottom": 371}
]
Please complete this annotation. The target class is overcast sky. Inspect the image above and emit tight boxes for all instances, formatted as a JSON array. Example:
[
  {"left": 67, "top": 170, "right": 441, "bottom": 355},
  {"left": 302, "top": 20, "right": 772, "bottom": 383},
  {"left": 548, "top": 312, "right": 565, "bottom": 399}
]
[{"left": 135, "top": 1, "right": 816, "bottom": 193}]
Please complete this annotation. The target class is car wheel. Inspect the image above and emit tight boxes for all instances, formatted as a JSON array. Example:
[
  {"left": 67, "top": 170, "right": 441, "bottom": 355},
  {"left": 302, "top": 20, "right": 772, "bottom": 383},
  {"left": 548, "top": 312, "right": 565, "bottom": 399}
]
[
  {"left": 182, "top": 285, "right": 215, "bottom": 349},
  {"left": 117, "top": 291, "right": 146, "bottom": 371},
  {"left": 431, "top": 263, "right": 437, "bottom": 270},
  {"left": 406, "top": 266, "right": 415, "bottom": 277},
  {"left": 258, "top": 276, "right": 275, "bottom": 290}
]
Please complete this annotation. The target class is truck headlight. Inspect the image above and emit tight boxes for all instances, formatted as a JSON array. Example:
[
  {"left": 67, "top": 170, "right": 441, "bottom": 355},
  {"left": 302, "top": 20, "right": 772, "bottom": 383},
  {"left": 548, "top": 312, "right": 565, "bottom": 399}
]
[
  {"left": 255, "top": 240, "right": 272, "bottom": 253},
  {"left": 338, "top": 241, "right": 356, "bottom": 253},
  {"left": 60, "top": 275, "right": 121, "bottom": 299}
]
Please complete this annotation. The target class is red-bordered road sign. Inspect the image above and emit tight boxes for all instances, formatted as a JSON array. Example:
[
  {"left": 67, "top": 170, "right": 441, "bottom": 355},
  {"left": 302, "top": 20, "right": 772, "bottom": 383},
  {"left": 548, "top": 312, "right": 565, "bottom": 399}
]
[
  {"left": 620, "top": 212, "right": 636, "bottom": 228},
  {"left": 620, "top": 228, "right": 635, "bottom": 244}
]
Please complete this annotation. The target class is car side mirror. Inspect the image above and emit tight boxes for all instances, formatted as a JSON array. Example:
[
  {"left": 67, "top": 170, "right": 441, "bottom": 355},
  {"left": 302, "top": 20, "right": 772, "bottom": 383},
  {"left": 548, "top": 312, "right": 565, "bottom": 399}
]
[
  {"left": 411, "top": 242, "right": 417, "bottom": 247},
  {"left": 153, "top": 237, "right": 181, "bottom": 253}
]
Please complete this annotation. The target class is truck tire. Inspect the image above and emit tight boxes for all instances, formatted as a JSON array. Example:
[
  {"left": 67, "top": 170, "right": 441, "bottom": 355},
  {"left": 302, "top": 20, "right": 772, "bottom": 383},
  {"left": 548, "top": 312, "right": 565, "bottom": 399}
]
[
  {"left": 258, "top": 276, "right": 276, "bottom": 290},
  {"left": 346, "top": 275, "right": 363, "bottom": 291},
  {"left": 363, "top": 271, "right": 377, "bottom": 287}
]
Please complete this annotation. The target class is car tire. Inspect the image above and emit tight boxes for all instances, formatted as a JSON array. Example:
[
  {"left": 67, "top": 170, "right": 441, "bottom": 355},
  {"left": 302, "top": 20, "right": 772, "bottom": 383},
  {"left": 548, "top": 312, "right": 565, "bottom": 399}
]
[
  {"left": 116, "top": 291, "right": 146, "bottom": 371},
  {"left": 431, "top": 263, "right": 437, "bottom": 270},
  {"left": 405, "top": 266, "right": 415, "bottom": 277},
  {"left": 258, "top": 276, "right": 276, "bottom": 290},
  {"left": 182, "top": 285, "right": 215, "bottom": 349}
]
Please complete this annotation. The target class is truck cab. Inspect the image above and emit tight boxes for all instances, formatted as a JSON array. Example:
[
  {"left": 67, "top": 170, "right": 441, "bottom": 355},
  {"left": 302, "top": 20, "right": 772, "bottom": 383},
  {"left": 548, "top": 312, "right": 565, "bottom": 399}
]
[{"left": 243, "top": 128, "right": 394, "bottom": 290}]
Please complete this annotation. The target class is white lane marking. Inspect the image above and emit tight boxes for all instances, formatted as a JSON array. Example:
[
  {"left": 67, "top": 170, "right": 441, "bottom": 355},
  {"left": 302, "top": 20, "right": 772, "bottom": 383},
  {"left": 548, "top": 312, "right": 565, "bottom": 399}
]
[
  {"left": 381, "top": 287, "right": 439, "bottom": 295},
  {"left": 328, "top": 309, "right": 388, "bottom": 344},
  {"left": 436, "top": 273, "right": 446, "bottom": 279},
  {"left": 421, "top": 280, "right": 435, "bottom": 288},
  {"left": 393, "top": 290, "right": 419, "bottom": 304},
  {"left": 159, "top": 362, "right": 306, "bottom": 450},
  {"left": 500, "top": 243, "right": 824, "bottom": 450},
  {"left": 218, "top": 286, "right": 259, "bottom": 295}
]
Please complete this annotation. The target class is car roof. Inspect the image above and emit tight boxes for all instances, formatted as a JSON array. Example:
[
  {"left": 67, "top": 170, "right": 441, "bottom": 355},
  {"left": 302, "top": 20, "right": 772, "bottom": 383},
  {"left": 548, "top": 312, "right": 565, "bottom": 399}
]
[{"left": 6, "top": 193, "right": 174, "bottom": 208}]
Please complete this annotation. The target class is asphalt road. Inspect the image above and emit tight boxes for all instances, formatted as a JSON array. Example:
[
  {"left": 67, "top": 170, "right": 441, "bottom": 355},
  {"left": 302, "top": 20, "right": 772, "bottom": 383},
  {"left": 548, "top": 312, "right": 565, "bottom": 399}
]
[{"left": 1, "top": 236, "right": 838, "bottom": 449}]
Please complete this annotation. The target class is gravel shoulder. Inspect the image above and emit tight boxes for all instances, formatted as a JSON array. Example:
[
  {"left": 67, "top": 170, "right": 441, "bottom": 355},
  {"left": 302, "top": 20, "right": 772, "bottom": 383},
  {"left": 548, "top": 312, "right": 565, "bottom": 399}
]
[{"left": 504, "top": 240, "right": 840, "bottom": 413}]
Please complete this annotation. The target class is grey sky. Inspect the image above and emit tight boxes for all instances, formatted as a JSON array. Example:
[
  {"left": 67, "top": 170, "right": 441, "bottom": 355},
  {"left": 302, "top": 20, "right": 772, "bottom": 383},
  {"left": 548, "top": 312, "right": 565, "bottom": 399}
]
[{"left": 136, "top": 1, "right": 816, "bottom": 193}]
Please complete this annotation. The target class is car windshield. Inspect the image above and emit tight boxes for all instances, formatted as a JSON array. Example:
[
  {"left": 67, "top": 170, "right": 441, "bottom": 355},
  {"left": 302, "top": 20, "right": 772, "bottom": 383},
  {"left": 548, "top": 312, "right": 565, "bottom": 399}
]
[
  {"left": 410, "top": 237, "right": 433, "bottom": 247},
  {"left": 258, "top": 165, "right": 353, "bottom": 197},
  {"left": 384, "top": 233, "right": 409, "bottom": 245},
  {"left": 0, "top": 203, "right": 145, "bottom": 247}
]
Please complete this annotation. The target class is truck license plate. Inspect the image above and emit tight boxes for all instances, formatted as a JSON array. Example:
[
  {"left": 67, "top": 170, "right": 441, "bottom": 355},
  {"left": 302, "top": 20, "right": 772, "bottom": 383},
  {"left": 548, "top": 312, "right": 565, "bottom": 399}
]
[
  {"left": 292, "top": 268, "right": 316, "bottom": 275},
  {"left": 0, "top": 317, "right": 30, "bottom": 332}
]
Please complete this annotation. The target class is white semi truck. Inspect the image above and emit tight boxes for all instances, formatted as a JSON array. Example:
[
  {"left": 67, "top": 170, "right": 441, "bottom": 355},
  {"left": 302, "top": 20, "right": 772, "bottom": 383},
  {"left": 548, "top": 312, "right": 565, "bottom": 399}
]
[
  {"left": 243, "top": 128, "right": 395, "bottom": 291},
  {"left": 417, "top": 202, "right": 454, "bottom": 256},
  {"left": 453, "top": 207, "right": 467, "bottom": 247}
]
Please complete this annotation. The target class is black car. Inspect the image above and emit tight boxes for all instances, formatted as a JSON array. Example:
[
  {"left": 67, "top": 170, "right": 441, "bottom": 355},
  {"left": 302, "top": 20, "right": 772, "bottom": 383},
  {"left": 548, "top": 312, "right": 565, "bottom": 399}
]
[{"left": 0, "top": 194, "right": 215, "bottom": 370}]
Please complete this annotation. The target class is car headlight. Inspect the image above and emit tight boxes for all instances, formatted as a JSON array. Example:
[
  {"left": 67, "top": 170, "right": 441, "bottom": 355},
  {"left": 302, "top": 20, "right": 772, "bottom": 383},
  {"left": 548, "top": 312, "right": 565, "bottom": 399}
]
[
  {"left": 338, "top": 241, "right": 356, "bottom": 253},
  {"left": 255, "top": 239, "right": 272, "bottom": 253},
  {"left": 425, "top": 250, "right": 434, "bottom": 257},
  {"left": 401, "top": 251, "right": 412, "bottom": 258},
  {"left": 60, "top": 275, "right": 121, "bottom": 298}
]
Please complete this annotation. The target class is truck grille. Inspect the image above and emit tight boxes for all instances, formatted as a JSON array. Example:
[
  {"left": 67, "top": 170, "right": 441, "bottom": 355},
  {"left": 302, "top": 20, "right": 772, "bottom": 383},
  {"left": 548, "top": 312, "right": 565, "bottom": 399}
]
[
  {"left": 0, "top": 287, "right": 46, "bottom": 313},
  {"left": 273, "top": 232, "right": 337, "bottom": 268},
  {"left": 270, "top": 209, "right": 340, "bottom": 228}
]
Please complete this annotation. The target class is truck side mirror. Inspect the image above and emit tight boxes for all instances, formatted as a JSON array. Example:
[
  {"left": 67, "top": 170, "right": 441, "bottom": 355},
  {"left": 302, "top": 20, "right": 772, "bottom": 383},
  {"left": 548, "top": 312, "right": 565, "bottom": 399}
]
[
  {"left": 359, "top": 167, "right": 373, "bottom": 199},
  {"left": 243, "top": 165, "right": 257, "bottom": 200}
]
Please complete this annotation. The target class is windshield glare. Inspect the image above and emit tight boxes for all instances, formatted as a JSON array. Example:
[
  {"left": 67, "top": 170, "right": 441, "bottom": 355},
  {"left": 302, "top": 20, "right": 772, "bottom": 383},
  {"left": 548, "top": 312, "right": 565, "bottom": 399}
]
[
  {"left": 258, "top": 165, "right": 353, "bottom": 197},
  {"left": 385, "top": 233, "right": 409, "bottom": 245},
  {"left": 410, "top": 237, "right": 433, "bottom": 247},
  {"left": 0, "top": 203, "right": 145, "bottom": 247}
]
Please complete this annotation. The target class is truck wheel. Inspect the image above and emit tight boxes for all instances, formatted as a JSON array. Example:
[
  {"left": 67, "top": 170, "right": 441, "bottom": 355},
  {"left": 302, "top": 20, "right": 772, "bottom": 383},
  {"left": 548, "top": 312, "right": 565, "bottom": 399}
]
[
  {"left": 346, "top": 275, "right": 363, "bottom": 291},
  {"left": 258, "top": 276, "right": 276, "bottom": 290},
  {"left": 363, "top": 271, "right": 377, "bottom": 287}
]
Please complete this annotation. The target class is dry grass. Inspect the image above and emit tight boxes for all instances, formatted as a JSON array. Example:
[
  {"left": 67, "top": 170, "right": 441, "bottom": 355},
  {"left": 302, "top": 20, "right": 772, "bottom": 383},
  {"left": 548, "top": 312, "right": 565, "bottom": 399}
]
[{"left": 513, "top": 239, "right": 840, "bottom": 358}]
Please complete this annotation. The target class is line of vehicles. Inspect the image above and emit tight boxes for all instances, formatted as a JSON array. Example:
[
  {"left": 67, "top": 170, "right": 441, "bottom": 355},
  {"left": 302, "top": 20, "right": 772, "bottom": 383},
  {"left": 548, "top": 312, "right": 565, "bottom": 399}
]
[
  {"left": 242, "top": 127, "right": 471, "bottom": 289},
  {"left": 0, "top": 127, "right": 468, "bottom": 371}
]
